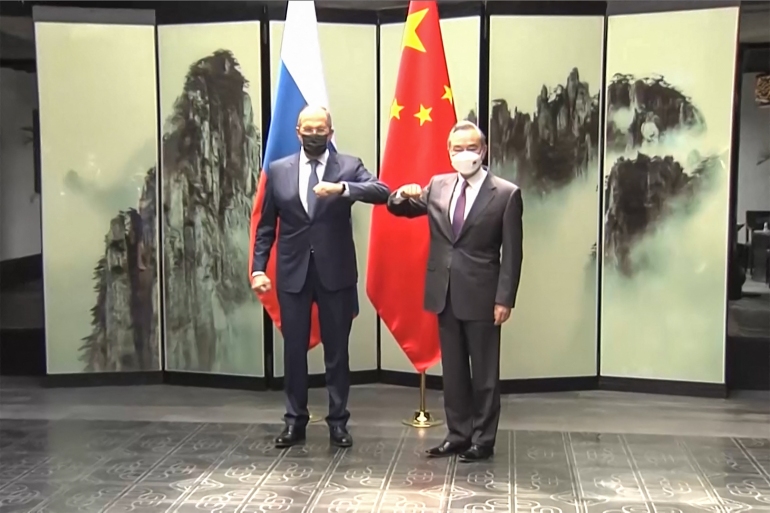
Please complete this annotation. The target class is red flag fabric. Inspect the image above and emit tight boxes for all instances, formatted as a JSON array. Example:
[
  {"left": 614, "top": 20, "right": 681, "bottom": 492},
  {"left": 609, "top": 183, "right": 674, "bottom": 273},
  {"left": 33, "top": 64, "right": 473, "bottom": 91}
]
[
  {"left": 366, "top": 1, "right": 456, "bottom": 373},
  {"left": 249, "top": 172, "right": 322, "bottom": 350}
]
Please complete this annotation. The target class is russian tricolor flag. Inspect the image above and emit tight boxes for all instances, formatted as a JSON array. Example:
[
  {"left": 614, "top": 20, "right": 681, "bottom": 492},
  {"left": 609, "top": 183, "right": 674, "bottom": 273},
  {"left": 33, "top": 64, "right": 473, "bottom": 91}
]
[{"left": 249, "top": 1, "right": 354, "bottom": 351}]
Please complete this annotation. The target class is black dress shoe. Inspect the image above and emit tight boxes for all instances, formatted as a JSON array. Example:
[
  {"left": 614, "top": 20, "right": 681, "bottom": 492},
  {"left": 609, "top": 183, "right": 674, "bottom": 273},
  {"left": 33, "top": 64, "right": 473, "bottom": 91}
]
[
  {"left": 425, "top": 440, "right": 470, "bottom": 458},
  {"left": 274, "top": 425, "right": 306, "bottom": 448},
  {"left": 459, "top": 444, "right": 494, "bottom": 462},
  {"left": 330, "top": 426, "right": 353, "bottom": 448}
]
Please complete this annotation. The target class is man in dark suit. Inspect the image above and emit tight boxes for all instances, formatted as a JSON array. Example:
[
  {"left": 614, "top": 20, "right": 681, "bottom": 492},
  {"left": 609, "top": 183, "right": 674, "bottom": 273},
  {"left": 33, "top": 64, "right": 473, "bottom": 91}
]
[
  {"left": 252, "top": 105, "right": 390, "bottom": 448},
  {"left": 387, "top": 120, "right": 523, "bottom": 462}
]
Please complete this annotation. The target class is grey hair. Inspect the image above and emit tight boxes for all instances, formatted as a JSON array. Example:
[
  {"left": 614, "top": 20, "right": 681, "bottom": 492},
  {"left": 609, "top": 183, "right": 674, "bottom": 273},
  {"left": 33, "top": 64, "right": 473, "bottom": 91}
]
[
  {"left": 297, "top": 105, "right": 333, "bottom": 129},
  {"left": 449, "top": 120, "right": 486, "bottom": 145}
]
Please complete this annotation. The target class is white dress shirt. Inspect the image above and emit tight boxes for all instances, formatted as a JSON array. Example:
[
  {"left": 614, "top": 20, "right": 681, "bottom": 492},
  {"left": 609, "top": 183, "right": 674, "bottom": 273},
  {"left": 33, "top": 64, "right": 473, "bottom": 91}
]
[{"left": 449, "top": 169, "right": 487, "bottom": 223}]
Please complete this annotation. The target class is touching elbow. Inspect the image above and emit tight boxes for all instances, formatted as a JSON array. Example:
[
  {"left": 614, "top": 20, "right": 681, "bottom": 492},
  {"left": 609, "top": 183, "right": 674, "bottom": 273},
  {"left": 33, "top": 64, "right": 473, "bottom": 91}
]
[{"left": 375, "top": 184, "right": 391, "bottom": 204}]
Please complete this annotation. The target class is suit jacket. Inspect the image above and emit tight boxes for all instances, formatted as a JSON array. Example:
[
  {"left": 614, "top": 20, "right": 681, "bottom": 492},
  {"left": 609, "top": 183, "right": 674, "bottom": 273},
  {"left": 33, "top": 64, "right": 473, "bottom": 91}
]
[
  {"left": 387, "top": 171, "right": 523, "bottom": 321},
  {"left": 253, "top": 152, "right": 390, "bottom": 293}
]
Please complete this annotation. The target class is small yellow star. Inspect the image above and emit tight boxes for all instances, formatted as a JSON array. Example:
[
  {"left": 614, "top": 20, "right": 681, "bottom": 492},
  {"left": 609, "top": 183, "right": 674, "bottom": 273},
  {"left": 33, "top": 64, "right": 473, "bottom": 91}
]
[
  {"left": 402, "top": 8, "right": 428, "bottom": 52},
  {"left": 390, "top": 98, "right": 404, "bottom": 120},
  {"left": 441, "top": 85, "right": 453, "bottom": 105},
  {"left": 414, "top": 104, "right": 433, "bottom": 126}
]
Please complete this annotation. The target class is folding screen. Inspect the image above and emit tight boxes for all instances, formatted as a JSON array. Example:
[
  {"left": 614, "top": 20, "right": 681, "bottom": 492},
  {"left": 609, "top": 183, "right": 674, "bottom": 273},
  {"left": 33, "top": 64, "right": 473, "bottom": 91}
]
[
  {"left": 378, "top": 16, "right": 480, "bottom": 376},
  {"left": 269, "top": 21, "right": 377, "bottom": 379},
  {"left": 158, "top": 22, "right": 264, "bottom": 377},
  {"left": 488, "top": 16, "right": 605, "bottom": 379},
  {"left": 35, "top": 8, "right": 161, "bottom": 374},
  {"left": 600, "top": 7, "right": 739, "bottom": 383}
]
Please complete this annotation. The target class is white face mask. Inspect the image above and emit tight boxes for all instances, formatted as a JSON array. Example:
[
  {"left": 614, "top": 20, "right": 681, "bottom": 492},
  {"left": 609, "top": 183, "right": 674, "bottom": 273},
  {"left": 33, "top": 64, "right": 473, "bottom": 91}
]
[{"left": 450, "top": 150, "right": 482, "bottom": 177}]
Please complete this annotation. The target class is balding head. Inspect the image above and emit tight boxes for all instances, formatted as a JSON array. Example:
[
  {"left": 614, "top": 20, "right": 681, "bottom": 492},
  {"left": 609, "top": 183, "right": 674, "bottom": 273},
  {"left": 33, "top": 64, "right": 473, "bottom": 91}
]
[
  {"left": 297, "top": 105, "right": 333, "bottom": 133},
  {"left": 296, "top": 105, "right": 333, "bottom": 157}
]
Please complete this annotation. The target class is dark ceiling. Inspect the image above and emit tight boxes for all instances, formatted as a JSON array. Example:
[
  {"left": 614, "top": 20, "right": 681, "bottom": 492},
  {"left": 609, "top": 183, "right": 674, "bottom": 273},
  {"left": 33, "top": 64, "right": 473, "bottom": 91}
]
[
  {"left": 0, "top": 0, "right": 415, "bottom": 16},
  {"left": 1, "top": 0, "right": 768, "bottom": 63}
]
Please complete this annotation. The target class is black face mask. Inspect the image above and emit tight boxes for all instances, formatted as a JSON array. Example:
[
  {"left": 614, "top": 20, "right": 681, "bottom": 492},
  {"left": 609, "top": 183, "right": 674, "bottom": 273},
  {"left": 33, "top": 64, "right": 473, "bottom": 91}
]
[{"left": 301, "top": 134, "right": 328, "bottom": 157}]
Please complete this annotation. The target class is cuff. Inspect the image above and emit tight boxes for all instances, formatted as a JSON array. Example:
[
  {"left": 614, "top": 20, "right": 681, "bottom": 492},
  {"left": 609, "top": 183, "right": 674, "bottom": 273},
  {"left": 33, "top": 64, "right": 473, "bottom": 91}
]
[
  {"left": 252, "top": 271, "right": 265, "bottom": 277},
  {"left": 341, "top": 182, "right": 350, "bottom": 197}
]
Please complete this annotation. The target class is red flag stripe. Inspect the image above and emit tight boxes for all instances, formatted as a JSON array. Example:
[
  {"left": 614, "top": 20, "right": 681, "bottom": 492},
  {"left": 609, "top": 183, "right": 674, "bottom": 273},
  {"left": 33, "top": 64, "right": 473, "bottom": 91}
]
[
  {"left": 367, "top": 1, "right": 456, "bottom": 372},
  {"left": 248, "top": 171, "right": 322, "bottom": 350}
]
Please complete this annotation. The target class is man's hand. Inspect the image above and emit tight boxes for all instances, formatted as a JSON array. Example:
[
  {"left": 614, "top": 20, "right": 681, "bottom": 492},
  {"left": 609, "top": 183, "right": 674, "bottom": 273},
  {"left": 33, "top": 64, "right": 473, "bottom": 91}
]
[
  {"left": 251, "top": 274, "right": 272, "bottom": 293},
  {"left": 494, "top": 304, "right": 511, "bottom": 326},
  {"left": 314, "top": 182, "right": 344, "bottom": 198},
  {"left": 398, "top": 183, "right": 422, "bottom": 199}
]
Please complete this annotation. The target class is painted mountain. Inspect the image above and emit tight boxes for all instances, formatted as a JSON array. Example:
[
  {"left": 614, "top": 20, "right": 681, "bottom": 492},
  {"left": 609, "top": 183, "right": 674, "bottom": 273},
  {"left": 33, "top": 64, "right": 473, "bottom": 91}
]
[
  {"left": 79, "top": 50, "right": 261, "bottom": 372},
  {"left": 602, "top": 73, "right": 716, "bottom": 276},
  {"left": 489, "top": 68, "right": 601, "bottom": 195}
]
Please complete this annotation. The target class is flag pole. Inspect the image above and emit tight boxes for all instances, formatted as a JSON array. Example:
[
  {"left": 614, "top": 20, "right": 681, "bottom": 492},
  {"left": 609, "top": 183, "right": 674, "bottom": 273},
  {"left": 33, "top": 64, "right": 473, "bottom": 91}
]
[{"left": 402, "top": 372, "right": 443, "bottom": 428}]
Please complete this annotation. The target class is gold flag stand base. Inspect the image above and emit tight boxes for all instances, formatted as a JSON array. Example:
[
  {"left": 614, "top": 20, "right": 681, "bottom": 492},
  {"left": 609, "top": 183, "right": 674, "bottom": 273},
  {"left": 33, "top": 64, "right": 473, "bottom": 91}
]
[
  {"left": 403, "top": 409, "right": 443, "bottom": 428},
  {"left": 402, "top": 372, "right": 443, "bottom": 428}
]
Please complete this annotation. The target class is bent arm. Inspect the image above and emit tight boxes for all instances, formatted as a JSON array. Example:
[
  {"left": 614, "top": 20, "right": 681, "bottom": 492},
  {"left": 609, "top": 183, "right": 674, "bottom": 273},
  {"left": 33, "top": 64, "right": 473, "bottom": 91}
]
[
  {"left": 495, "top": 188, "right": 523, "bottom": 308},
  {"left": 252, "top": 172, "right": 277, "bottom": 274},
  {"left": 386, "top": 179, "right": 431, "bottom": 218},
  {"left": 345, "top": 159, "right": 390, "bottom": 204}
]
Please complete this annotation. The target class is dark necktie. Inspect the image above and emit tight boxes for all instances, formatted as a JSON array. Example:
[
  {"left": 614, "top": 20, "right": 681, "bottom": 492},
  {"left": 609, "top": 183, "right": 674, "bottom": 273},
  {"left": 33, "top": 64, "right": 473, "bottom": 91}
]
[
  {"left": 452, "top": 180, "right": 468, "bottom": 238},
  {"left": 306, "top": 159, "right": 319, "bottom": 217}
]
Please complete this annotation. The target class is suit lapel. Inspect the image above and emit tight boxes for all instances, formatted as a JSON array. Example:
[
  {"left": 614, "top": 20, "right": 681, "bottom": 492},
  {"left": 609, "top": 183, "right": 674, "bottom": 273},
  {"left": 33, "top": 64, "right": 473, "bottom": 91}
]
[
  {"left": 313, "top": 152, "right": 339, "bottom": 219},
  {"left": 321, "top": 151, "right": 339, "bottom": 183},
  {"left": 288, "top": 153, "right": 309, "bottom": 220},
  {"left": 437, "top": 176, "right": 455, "bottom": 241},
  {"left": 457, "top": 173, "right": 496, "bottom": 241}
]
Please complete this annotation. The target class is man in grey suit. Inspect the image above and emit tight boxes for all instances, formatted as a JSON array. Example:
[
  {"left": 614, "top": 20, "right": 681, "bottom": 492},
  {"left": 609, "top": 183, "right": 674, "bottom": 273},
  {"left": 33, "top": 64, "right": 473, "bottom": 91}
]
[{"left": 387, "top": 120, "right": 523, "bottom": 462}]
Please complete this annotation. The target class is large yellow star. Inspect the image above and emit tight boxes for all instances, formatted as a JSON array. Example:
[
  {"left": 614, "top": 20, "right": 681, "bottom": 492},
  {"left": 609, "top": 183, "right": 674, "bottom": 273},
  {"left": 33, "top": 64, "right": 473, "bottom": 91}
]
[
  {"left": 441, "top": 85, "right": 453, "bottom": 105},
  {"left": 414, "top": 104, "right": 432, "bottom": 126},
  {"left": 401, "top": 8, "right": 428, "bottom": 52},
  {"left": 390, "top": 98, "right": 404, "bottom": 119}
]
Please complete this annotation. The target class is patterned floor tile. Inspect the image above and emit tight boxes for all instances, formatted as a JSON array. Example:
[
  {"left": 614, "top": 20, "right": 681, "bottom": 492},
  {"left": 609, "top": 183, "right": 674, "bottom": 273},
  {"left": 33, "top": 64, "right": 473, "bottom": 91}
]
[
  {"left": 515, "top": 463, "right": 576, "bottom": 499},
  {"left": 103, "top": 484, "right": 184, "bottom": 513},
  {"left": 0, "top": 418, "right": 767, "bottom": 513},
  {"left": 202, "top": 456, "right": 275, "bottom": 487},
  {"left": 0, "top": 481, "right": 69, "bottom": 512},
  {"left": 36, "top": 483, "right": 129, "bottom": 513},
  {"left": 514, "top": 496, "right": 580, "bottom": 513},
  {"left": 180, "top": 484, "right": 253, "bottom": 506},
  {"left": 81, "top": 454, "right": 165, "bottom": 485}
]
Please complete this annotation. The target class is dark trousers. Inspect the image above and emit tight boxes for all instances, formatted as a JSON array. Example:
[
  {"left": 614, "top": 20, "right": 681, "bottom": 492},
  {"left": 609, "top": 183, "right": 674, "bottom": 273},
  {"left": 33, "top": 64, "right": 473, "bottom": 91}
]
[
  {"left": 438, "top": 286, "right": 502, "bottom": 448},
  {"left": 277, "top": 255, "right": 355, "bottom": 428}
]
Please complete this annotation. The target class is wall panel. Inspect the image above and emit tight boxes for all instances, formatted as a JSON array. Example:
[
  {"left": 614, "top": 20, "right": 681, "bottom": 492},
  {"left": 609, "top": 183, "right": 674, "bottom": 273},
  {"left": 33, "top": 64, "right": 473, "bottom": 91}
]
[
  {"left": 600, "top": 8, "right": 739, "bottom": 383},
  {"left": 269, "top": 21, "right": 378, "bottom": 378},
  {"left": 488, "top": 16, "right": 604, "bottom": 379},
  {"left": 378, "top": 17, "right": 480, "bottom": 375},
  {"left": 158, "top": 22, "right": 264, "bottom": 377},
  {"left": 36, "top": 20, "right": 160, "bottom": 374}
]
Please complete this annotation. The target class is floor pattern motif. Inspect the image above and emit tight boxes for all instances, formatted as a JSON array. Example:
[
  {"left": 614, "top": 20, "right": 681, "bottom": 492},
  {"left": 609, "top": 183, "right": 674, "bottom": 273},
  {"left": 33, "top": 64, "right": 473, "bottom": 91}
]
[{"left": 0, "top": 419, "right": 768, "bottom": 512}]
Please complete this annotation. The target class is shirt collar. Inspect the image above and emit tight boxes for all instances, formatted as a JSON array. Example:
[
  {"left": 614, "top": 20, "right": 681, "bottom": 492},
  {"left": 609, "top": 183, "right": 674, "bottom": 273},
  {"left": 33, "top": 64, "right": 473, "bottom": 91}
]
[
  {"left": 303, "top": 150, "right": 329, "bottom": 166},
  {"left": 458, "top": 167, "right": 487, "bottom": 189}
]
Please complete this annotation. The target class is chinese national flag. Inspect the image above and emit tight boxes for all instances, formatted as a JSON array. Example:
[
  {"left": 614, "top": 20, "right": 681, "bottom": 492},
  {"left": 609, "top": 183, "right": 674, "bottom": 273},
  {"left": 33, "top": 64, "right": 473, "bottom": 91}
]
[{"left": 366, "top": 1, "right": 456, "bottom": 373}]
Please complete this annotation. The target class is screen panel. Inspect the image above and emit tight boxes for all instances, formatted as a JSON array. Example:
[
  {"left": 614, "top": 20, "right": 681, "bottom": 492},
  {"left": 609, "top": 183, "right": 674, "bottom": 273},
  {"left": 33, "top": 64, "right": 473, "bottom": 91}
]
[
  {"left": 270, "top": 21, "right": 378, "bottom": 378},
  {"left": 378, "top": 16, "right": 480, "bottom": 376},
  {"left": 489, "top": 15, "right": 604, "bottom": 379},
  {"left": 36, "top": 21, "right": 160, "bottom": 374},
  {"left": 600, "top": 7, "right": 739, "bottom": 383},
  {"left": 158, "top": 22, "right": 264, "bottom": 377}
]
